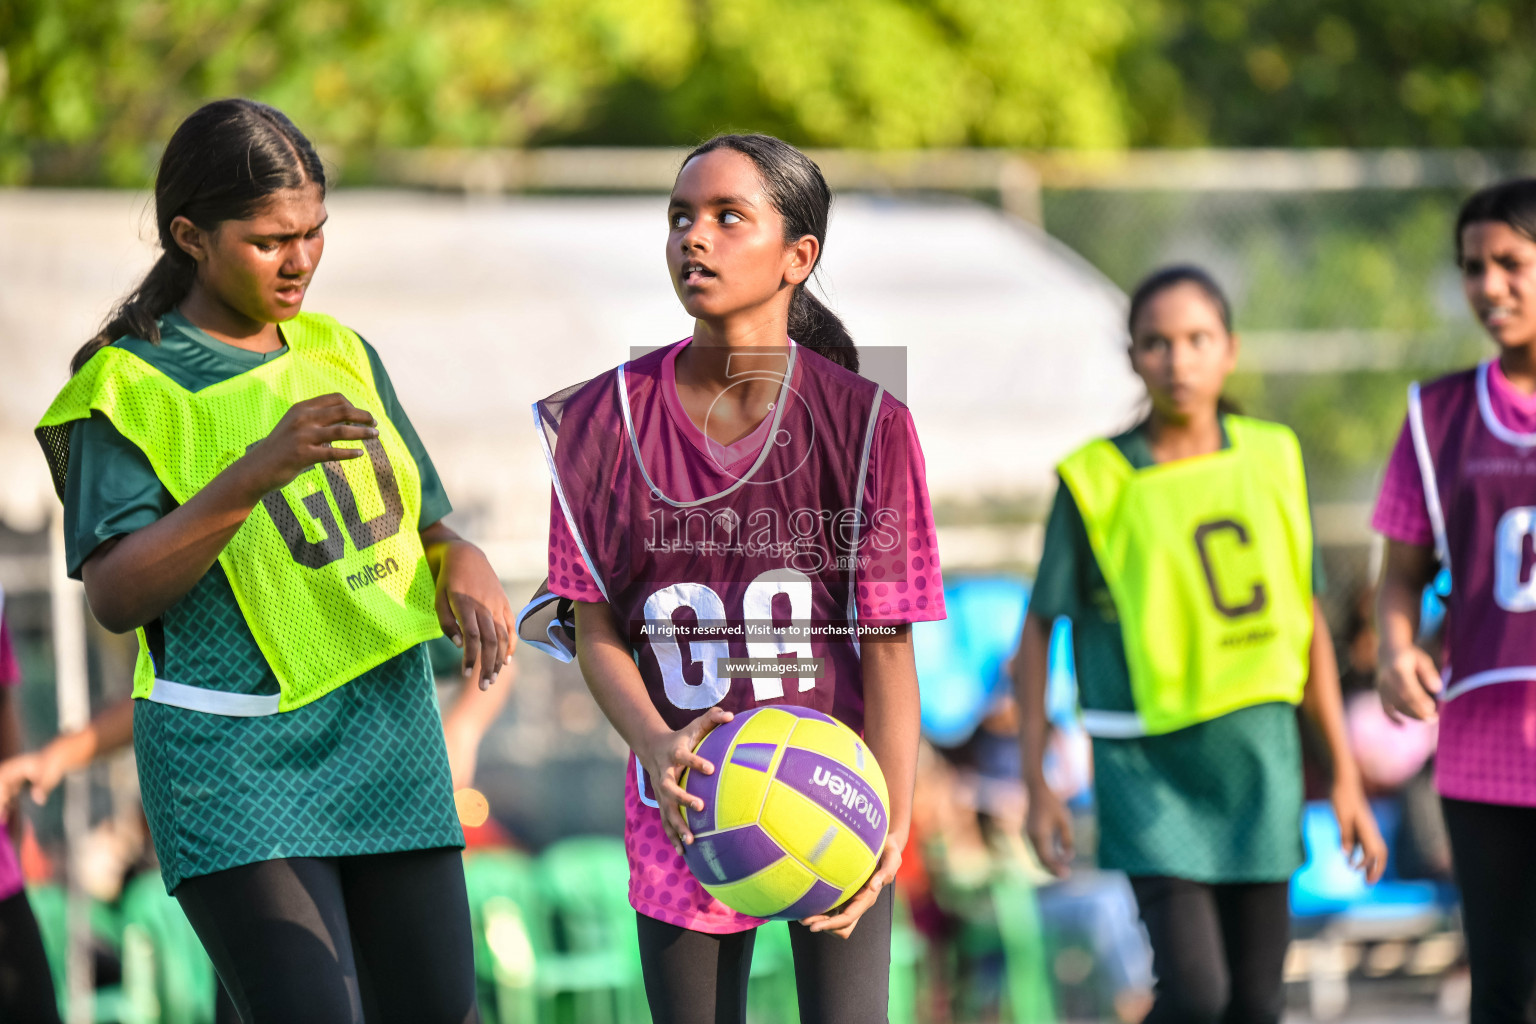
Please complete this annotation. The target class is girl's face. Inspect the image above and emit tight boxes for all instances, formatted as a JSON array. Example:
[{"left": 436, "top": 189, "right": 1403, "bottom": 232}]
[
  {"left": 667, "top": 149, "right": 815, "bottom": 325},
  {"left": 1460, "top": 220, "right": 1536, "bottom": 350},
  {"left": 1128, "top": 281, "right": 1238, "bottom": 422},
  {"left": 173, "top": 184, "right": 327, "bottom": 324}
]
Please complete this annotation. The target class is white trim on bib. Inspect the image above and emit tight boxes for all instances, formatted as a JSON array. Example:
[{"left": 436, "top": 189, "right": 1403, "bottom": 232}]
[
  {"left": 147, "top": 678, "right": 281, "bottom": 717},
  {"left": 1407, "top": 381, "right": 1452, "bottom": 572}
]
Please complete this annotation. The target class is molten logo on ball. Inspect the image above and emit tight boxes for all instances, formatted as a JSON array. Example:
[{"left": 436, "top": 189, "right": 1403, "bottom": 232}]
[{"left": 810, "top": 766, "right": 884, "bottom": 832}]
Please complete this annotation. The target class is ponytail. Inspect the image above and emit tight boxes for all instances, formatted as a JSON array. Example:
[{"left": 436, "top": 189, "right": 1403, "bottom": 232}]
[
  {"left": 71, "top": 250, "right": 196, "bottom": 374},
  {"left": 70, "top": 98, "right": 325, "bottom": 376},
  {"left": 788, "top": 288, "right": 858, "bottom": 372}
]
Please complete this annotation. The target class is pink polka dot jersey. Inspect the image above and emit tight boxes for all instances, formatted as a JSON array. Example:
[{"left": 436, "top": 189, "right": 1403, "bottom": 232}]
[
  {"left": 1373, "top": 361, "right": 1536, "bottom": 807},
  {"left": 542, "top": 339, "right": 945, "bottom": 932}
]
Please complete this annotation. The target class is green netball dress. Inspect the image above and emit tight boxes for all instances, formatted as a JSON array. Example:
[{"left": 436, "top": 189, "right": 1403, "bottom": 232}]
[
  {"left": 58, "top": 311, "right": 463, "bottom": 892},
  {"left": 1032, "top": 419, "right": 1322, "bottom": 883}
]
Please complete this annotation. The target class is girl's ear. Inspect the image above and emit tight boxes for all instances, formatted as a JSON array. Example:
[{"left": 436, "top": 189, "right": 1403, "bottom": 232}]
[
  {"left": 1226, "top": 331, "right": 1242, "bottom": 371},
  {"left": 784, "top": 234, "right": 819, "bottom": 288},
  {"left": 169, "top": 216, "right": 208, "bottom": 263}
]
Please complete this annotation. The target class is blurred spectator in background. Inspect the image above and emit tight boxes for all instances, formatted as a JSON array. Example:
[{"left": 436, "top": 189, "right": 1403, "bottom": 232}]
[{"left": 0, "top": 587, "right": 62, "bottom": 1021}]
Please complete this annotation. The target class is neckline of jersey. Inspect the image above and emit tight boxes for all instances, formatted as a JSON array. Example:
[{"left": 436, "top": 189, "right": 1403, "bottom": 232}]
[
  {"left": 162, "top": 309, "right": 291, "bottom": 366},
  {"left": 1120, "top": 415, "right": 1234, "bottom": 473},
  {"left": 1477, "top": 359, "right": 1536, "bottom": 447},
  {"left": 659, "top": 337, "right": 789, "bottom": 475}
]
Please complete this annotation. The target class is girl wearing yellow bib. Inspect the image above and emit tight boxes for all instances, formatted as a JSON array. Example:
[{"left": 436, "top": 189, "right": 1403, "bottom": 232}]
[
  {"left": 1013, "top": 266, "right": 1384, "bottom": 1024},
  {"left": 35, "top": 100, "right": 510, "bottom": 1024}
]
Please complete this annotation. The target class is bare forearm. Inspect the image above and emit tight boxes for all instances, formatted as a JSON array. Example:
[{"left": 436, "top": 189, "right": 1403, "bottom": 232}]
[
  {"left": 0, "top": 695, "right": 22, "bottom": 847},
  {"left": 1012, "top": 611, "right": 1053, "bottom": 793},
  {"left": 1374, "top": 539, "right": 1445, "bottom": 722},
  {"left": 443, "top": 662, "right": 513, "bottom": 735},
  {"left": 1377, "top": 539, "right": 1436, "bottom": 658},
  {"left": 421, "top": 519, "right": 465, "bottom": 576},
  {"left": 861, "top": 628, "right": 920, "bottom": 842},
  {"left": 83, "top": 393, "right": 390, "bottom": 634},
  {"left": 574, "top": 601, "right": 672, "bottom": 753},
  {"left": 1299, "top": 600, "right": 1357, "bottom": 786},
  {"left": 0, "top": 694, "right": 20, "bottom": 765},
  {"left": 1377, "top": 552, "right": 1431, "bottom": 659},
  {"left": 53, "top": 698, "right": 136, "bottom": 772},
  {"left": 82, "top": 462, "right": 266, "bottom": 632}
]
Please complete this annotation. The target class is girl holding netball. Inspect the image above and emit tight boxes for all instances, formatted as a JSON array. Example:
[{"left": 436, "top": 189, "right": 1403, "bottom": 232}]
[
  {"left": 1375, "top": 178, "right": 1536, "bottom": 1022},
  {"left": 524, "top": 135, "right": 944, "bottom": 1024},
  {"left": 35, "top": 99, "right": 511, "bottom": 1024},
  {"left": 1016, "top": 266, "right": 1384, "bottom": 1024}
]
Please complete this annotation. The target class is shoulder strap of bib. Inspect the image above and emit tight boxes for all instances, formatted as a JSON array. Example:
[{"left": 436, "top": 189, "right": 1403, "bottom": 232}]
[
  {"left": 36, "top": 346, "right": 165, "bottom": 501},
  {"left": 1057, "top": 439, "right": 1133, "bottom": 557}
]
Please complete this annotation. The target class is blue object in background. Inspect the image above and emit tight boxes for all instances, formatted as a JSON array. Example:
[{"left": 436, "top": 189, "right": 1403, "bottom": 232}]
[
  {"left": 912, "top": 576, "right": 1080, "bottom": 748},
  {"left": 914, "top": 577, "right": 1030, "bottom": 747},
  {"left": 1289, "top": 800, "right": 1447, "bottom": 922}
]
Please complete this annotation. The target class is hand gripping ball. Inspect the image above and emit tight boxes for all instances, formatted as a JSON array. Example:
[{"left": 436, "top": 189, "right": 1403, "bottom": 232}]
[{"left": 680, "top": 706, "right": 890, "bottom": 920}]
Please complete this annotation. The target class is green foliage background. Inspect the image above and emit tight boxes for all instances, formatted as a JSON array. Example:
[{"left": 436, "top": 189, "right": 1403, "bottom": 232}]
[
  {"left": 3, "top": 0, "right": 1520, "bottom": 499},
  {"left": 1, "top": 0, "right": 1133, "bottom": 184},
  {"left": 8, "top": 0, "right": 1535, "bottom": 185}
]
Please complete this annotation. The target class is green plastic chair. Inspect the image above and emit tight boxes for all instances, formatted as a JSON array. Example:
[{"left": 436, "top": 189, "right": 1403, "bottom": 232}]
[
  {"left": 483, "top": 894, "right": 541, "bottom": 1024},
  {"left": 743, "top": 895, "right": 921, "bottom": 1024},
  {"left": 991, "top": 866, "right": 1058, "bottom": 1024},
  {"left": 745, "top": 921, "right": 795, "bottom": 1024},
  {"left": 889, "top": 895, "right": 922, "bottom": 1024},
  {"left": 117, "top": 872, "right": 216, "bottom": 1024},
  {"left": 463, "top": 850, "right": 551, "bottom": 1024},
  {"left": 26, "top": 883, "right": 129, "bottom": 1024},
  {"left": 537, "top": 837, "right": 649, "bottom": 1024}
]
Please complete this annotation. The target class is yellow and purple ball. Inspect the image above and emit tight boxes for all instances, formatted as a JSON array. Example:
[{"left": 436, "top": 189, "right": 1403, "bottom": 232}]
[{"left": 681, "top": 706, "right": 889, "bottom": 920}]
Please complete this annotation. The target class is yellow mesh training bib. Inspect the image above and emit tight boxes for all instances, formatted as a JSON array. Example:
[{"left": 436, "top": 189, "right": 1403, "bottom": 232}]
[
  {"left": 37, "top": 312, "right": 441, "bottom": 712},
  {"left": 1057, "top": 417, "right": 1313, "bottom": 737}
]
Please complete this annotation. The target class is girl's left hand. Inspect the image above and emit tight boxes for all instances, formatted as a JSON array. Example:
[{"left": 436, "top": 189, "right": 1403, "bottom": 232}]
[
  {"left": 1332, "top": 780, "right": 1388, "bottom": 884},
  {"left": 435, "top": 541, "right": 515, "bottom": 689},
  {"left": 801, "top": 831, "right": 903, "bottom": 939}
]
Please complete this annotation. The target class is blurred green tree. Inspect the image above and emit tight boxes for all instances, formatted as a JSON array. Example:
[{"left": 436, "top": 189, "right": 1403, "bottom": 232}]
[
  {"left": 1121, "top": 0, "right": 1536, "bottom": 147},
  {"left": 0, "top": 0, "right": 1132, "bottom": 184},
  {"left": 7, "top": 0, "right": 1536, "bottom": 185},
  {"left": 0, "top": 0, "right": 701, "bottom": 183}
]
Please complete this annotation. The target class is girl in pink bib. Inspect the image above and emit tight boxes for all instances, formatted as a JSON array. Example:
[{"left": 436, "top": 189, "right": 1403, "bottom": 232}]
[
  {"left": 1374, "top": 178, "right": 1536, "bottom": 1022},
  {"left": 524, "top": 135, "right": 943, "bottom": 1024}
]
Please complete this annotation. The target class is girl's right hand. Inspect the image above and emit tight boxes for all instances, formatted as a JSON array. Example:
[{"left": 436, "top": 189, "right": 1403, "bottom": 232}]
[
  {"left": 0, "top": 749, "right": 64, "bottom": 818},
  {"left": 643, "top": 706, "right": 733, "bottom": 855},
  {"left": 1025, "top": 784, "right": 1075, "bottom": 878},
  {"left": 238, "top": 393, "right": 379, "bottom": 497},
  {"left": 1376, "top": 644, "right": 1442, "bottom": 723}
]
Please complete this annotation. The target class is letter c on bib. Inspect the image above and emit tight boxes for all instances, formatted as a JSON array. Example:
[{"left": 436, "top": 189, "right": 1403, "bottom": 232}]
[{"left": 1194, "top": 519, "right": 1268, "bottom": 619}]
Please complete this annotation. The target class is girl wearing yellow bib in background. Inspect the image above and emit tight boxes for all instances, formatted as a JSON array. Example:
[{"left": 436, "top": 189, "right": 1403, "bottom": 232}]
[
  {"left": 34, "top": 100, "right": 511, "bottom": 1024},
  {"left": 1013, "top": 266, "right": 1385, "bottom": 1024}
]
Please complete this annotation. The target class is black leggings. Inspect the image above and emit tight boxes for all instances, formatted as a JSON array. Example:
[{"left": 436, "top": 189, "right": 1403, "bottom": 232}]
[
  {"left": 636, "top": 886, "right": 893, "bottom": 1024},
  {"left": 174, "top": 847, "right": 478, "bottom": 1024},
  {"left": 0, "top": 889, "right": 61, "bottom": 1024},
  {"left": 1443, "top": 797, "right": 1536, "bottom": 1023},
  {"left": 1129, "top": 876, "right": 1291, "bottom": 1024}
]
